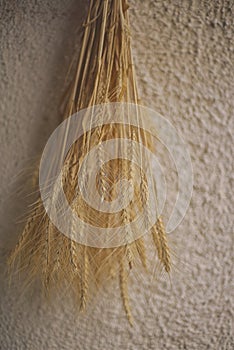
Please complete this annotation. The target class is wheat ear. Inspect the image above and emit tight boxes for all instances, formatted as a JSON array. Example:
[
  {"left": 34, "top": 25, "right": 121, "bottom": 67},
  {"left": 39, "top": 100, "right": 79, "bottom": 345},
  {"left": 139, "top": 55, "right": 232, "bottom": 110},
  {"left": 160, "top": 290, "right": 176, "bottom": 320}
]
[
  {"left": 80, "top": 246, "right": 89, "bottom": 312},
  {"left": 152, "top": 217, "right": 171, "bottom": 273},
  {"left": 135, "top": 238, "right": 147, "bottom": 270},
  {"left": 119, "top": 259, "right": 133, "bottom": 326}
]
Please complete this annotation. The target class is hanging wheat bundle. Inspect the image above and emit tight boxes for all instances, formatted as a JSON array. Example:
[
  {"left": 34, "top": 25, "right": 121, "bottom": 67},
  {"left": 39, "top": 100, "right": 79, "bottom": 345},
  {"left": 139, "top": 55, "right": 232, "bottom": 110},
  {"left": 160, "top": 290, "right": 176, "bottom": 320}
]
[{"left": 8, "top": 0, "right": 172, "bottom": 326}]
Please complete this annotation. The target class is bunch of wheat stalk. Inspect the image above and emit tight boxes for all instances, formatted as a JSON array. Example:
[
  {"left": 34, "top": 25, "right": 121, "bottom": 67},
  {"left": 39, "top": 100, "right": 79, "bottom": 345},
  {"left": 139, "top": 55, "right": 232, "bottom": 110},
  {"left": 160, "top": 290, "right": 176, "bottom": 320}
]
[{"left": 8, "top": 0, "right": 171, "bottom": 325}]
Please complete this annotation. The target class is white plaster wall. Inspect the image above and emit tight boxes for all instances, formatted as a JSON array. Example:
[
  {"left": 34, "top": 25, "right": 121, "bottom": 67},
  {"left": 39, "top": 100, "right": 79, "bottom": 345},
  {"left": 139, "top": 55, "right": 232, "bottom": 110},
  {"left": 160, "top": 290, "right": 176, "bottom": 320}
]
[{"left": 0, "top": 1, "right": 233, "bottom": 349}]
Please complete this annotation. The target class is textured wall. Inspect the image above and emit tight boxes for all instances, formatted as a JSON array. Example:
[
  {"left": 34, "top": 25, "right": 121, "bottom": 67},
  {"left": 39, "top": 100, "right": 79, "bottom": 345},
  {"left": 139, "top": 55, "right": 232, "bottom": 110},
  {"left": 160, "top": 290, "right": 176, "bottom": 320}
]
[{"left": 0, "top": 1, "right": 233, "bottom": 349}]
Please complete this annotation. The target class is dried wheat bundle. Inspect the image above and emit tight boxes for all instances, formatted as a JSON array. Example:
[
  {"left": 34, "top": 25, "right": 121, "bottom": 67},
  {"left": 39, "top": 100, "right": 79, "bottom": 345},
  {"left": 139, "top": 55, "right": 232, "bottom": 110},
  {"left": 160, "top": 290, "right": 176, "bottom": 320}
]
[{"left": 8, "top": 0, "right": 171, "bottom": 325}]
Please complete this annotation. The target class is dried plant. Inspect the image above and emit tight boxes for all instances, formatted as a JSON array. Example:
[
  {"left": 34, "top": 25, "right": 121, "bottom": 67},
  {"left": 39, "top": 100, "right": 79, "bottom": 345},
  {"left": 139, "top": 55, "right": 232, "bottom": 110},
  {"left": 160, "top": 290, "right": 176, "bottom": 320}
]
[{"left": 8, "top": 0, "right": 171, "bottom": 325}]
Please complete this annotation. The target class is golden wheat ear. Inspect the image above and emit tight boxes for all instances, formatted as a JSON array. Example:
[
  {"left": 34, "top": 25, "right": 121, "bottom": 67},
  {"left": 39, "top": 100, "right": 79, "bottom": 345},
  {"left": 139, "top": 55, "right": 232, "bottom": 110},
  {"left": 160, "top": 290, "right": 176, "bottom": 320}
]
[
  {"left": 151, "top": 216, "right": 171, "bottom": 274},
  {"left": 8, "top": 0, "right": 172, "bottom": 325}
]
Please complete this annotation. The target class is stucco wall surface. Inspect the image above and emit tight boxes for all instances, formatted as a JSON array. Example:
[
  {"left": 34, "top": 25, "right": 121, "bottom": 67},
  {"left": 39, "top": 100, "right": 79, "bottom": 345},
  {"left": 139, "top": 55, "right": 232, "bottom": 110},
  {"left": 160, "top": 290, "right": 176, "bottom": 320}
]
[{"left": 0, "top": 1, "right": 233, "bottom": 349}]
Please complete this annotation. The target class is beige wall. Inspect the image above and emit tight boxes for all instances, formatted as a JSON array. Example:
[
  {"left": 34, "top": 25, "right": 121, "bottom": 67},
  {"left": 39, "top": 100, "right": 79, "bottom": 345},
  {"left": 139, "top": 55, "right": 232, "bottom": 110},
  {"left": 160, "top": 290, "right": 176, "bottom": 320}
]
[{"left": 0, "top": 1, "right": 233, "bottom": 349}]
